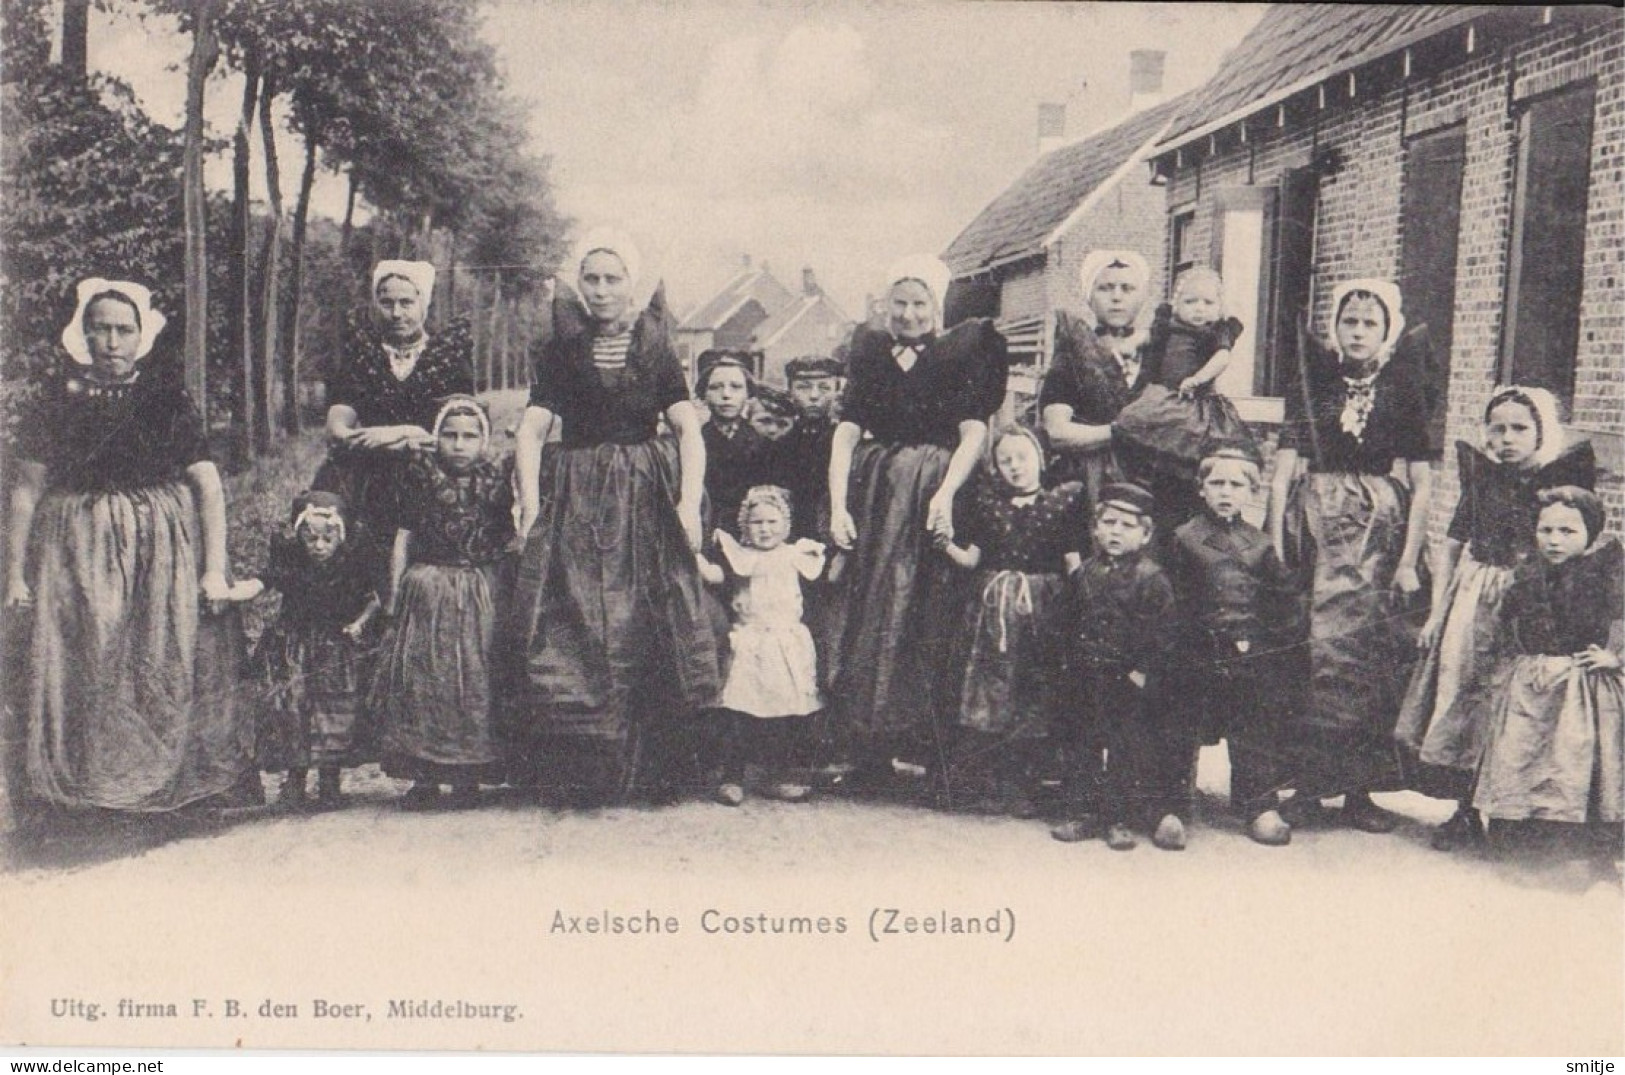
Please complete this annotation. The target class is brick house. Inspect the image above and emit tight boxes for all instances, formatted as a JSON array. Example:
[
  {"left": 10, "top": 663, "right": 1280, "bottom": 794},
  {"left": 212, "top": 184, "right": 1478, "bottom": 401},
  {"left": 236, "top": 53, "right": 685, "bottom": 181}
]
[
  {"left": 942, "top": 90, "right": 1185, "bottom": 413},
  {"left": 674, "top": 257, "right": 794, "bottom": 381},
  {"left": 749, "top": 269, "right": 851, "bottom": 389},
  {"left": 1146, "top": 4, "right": 1623, "bottom": 536}
]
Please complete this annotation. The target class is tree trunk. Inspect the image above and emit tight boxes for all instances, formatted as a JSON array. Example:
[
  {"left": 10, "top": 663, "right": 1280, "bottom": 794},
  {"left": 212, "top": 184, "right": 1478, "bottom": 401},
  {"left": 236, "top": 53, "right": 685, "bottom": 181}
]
[
  {"left": 499, "top": 291, "right": 512, "bottom": 391},
  {"left": 60, "top": 0, "right": 89, "bottom": 79},
  {"left": 255, "top": 76, "right": 284, "bottom": 454},
  {"left": 282, "top": 129, "right": 318, "bottom": 436},
  {"left": 468, "top": 273, "right": 484, "bottom": 394},
  {"left": 340, "top": 170, "right": 357, "bottom": 262},
  {"left": 230, "top": 62, "right": 261, "bottom": 463},
  {"left": 446, "top": 232, "right": 458, "bottom": 318},
  {"left": 486, "top": 277, "right": 502, "bottom": 395},
  {"left": 182, "top": 0, "right": 218, "bottom": 415}
]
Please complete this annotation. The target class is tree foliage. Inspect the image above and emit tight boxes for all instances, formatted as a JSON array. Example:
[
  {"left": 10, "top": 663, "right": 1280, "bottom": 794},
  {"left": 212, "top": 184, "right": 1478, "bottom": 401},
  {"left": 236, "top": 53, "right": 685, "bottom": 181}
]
[{"left": 2, "top": 0, "right": 569, "bottom": 458}]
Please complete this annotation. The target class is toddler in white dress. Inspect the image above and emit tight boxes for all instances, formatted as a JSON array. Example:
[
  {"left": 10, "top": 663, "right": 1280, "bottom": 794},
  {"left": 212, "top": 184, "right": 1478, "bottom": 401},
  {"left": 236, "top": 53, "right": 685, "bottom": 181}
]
[{"left": 698, "top": 486, "right": 826, "bottom": 805}]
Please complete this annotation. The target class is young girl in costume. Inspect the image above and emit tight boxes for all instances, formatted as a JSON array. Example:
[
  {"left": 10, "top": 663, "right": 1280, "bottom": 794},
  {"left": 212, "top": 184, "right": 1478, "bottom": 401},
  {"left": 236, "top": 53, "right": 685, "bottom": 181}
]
[
  {"left": 372, "top": 395, "right": 513, "bottom": 810},
  {"left": 697, "top": 486, "right": 826, "bottom": 806},
  {"left": 1112, "top": 267, "right": 1255, "bottom": 533},
  {"left": 1395, "top": 387, "right": 1595, "bottom": 850},
  {"left": 1474, "top": 487, "right": 1622, "bottom": 872},
  {"left": 936, "top": 425, "right": 1087, "bottom": 816},
  {"left": 248, "top": 492, "right": 380, "bottom": 809}
]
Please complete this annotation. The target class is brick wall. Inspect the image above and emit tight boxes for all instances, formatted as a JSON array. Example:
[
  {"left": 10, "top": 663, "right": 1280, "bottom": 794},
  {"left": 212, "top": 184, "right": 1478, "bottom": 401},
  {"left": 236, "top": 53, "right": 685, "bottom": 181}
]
[
  {"left": 1163, "top": 20, "right": 1625, "bottom": 543},
  {"left": 1046, "top": 173, "right": 1172, "bottom": 318},
  {"left": 992, "top": 151, "right": 1172, "bottom": 353}
]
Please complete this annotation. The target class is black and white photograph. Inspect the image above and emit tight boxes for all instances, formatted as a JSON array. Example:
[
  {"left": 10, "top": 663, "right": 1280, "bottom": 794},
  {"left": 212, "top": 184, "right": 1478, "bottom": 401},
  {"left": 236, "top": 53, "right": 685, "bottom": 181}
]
[{"left": 0, "top": 0, "right": 1621, "bottom": 1059}]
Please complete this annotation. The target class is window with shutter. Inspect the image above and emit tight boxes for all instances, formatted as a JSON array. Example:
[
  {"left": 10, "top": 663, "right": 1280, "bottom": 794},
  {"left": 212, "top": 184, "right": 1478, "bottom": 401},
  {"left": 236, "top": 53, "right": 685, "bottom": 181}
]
[
  {"left": 1502, "top": 80, "right": 1596, "bottom": 407},
  {"left": 1400, "top": 124, "right": 1465, "bottom": 451}
]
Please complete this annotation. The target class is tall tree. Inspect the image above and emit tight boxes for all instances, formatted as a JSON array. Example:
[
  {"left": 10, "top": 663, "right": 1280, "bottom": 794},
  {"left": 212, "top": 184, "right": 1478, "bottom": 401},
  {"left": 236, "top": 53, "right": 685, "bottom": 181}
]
[
  {"left": 182, "top": 0, "right": 218, "bottom": 409},
  {"left": 254, "top": 72, "right": 283, "bottom": 452},
  {"left": 60, "top": 0, "right": 88, "bottom": 80},
  {"left": 228, "top": 59, "right": 260, "bottom": 461}
]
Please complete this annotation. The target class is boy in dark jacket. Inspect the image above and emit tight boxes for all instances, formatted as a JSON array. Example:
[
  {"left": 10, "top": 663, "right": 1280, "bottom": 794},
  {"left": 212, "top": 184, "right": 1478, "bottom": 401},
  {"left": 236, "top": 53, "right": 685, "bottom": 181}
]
[
  {"left": 1166, "top": 446, "right": 1305, "bottom": 846},
  {"left": 1053, "top": 482, "right": 1183, "bottom": 850}
]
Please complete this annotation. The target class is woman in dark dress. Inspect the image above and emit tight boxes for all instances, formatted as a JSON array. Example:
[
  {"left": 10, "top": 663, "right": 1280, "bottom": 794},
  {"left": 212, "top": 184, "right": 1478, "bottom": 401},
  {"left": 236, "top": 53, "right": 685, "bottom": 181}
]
[
  {"left": 5, "top": 278, "right": 249, "bottom": 813},
  {"left": 825, "top": 254, "right": 1009, "bottom": 786},
  {"left": 1039, "top": 249, "right": 1150, "bottom": 504},
  {"left": 1268, "top": 278, "right": 1438, "bottom": 833},
  {"left": 507, "top": 229, "right": 720, "bottom": 804},
  {"left": 315, "top": 260, "right": 473, "bottom": 579}
]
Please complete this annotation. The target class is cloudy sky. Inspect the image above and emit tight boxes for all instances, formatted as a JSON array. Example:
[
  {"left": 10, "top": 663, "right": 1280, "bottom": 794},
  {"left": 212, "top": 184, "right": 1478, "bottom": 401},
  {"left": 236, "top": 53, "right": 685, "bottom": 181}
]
[{"left": 87, "top": 0, "right": 1265, "bottom": 318}]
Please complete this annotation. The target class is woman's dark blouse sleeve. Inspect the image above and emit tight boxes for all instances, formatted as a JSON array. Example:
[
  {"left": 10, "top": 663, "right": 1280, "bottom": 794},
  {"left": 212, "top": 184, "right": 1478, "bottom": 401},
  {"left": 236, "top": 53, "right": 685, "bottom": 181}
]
[
  {"left": 837, "top": 327, "right": 881, "bottom": 431},
  {"left": 959, "top": 320, "right": 1010, "bottom": 422},
  {"left": 1038, "top": 313, "right": 1086, "bottom": 416},
  {"left": 1445, "top": 441, "right": 1479, "bottom": 545},
  {"left": 1277, "top": 337, "right": 1327, "bottom": 456},
  {"left": 1381, "top": 354, "right": 1437, "bottom": 464},
  {"left": 646, "top": 332, "right": 690, "bottom": 413},
  {"left": 395, "top": 453, "right": 435, "bottom": 534},
  {"left": 527, "top": 333, "right": 569, "bottom": 413}
]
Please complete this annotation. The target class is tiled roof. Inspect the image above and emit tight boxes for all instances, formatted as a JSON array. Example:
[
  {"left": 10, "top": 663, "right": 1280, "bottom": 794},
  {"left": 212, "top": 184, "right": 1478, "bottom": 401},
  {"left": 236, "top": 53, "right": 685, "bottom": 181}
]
[
  {"left": 1159, "top": 4, "right": 1489, "bottom": 149},
  {"left": 679, "top": 268, "right": 793, "bottom": 331},
  {"left": 942, "top": 94, "right": 1186, "bottom": 278},
  {"left": 753, "top": 291, "right": 850, "bottom": 349}
]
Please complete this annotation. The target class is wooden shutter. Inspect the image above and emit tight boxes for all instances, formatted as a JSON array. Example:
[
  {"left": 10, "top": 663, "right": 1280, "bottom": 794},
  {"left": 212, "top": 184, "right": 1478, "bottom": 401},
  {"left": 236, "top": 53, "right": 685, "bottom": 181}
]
[
  {"left": 1265, "top": 166, "right": 1319, "bottom": 397},
  {"left": 1400, "top": 125, "right": 1465, "bottom": 450},
  {"left": 1503, "top": 81, "right": 1596, "bottom": 405}
]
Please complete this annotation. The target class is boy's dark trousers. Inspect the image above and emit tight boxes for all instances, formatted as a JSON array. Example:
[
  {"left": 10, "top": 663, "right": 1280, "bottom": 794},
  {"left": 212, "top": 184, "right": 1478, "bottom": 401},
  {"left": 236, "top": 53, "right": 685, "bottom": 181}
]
[
  {"left": 1084, "top": 663, "right": 1195, "bottom": 829},
  {"left": 1193, "top": 663, "right": 1289, "bottom": 822}
]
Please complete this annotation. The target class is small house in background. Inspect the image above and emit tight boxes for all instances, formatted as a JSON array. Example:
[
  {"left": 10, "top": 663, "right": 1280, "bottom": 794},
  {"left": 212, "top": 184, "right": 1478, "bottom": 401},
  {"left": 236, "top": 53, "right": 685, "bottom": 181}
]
[
  {"left": 675, "top": 256, "right": 794, "bottom": 381},
  {"left": 941, "top": 50, "right": 1183, "bottom": 417},
  {"left": 750, "top": 268, "right": 852, "bottom": 388},
  {"left": 1146, "top": 3, "right": 1623, "bottom": 535}
]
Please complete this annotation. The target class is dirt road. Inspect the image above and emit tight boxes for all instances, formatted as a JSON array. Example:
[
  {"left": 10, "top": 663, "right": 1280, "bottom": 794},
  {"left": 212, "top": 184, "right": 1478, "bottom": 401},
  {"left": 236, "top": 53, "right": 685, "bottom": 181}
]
[{"left": 3, "top": 748, "right": 1619, "bottom": 1056}]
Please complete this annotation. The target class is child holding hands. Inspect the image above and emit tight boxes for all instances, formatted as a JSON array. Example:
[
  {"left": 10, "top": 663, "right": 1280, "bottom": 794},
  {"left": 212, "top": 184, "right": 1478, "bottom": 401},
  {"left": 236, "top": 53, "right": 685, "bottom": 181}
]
[
  {"left": 936, "top": 425, "right": 1087, "bottom": 815},
  {"left": 698, "top": 486, "right": 826, "bottom": 806},
  {"left": 248, "top": 492, "right": 380, "bottom": 809},
  {"left": 370, "top": 396, "right": 513, "bottom": 810}
]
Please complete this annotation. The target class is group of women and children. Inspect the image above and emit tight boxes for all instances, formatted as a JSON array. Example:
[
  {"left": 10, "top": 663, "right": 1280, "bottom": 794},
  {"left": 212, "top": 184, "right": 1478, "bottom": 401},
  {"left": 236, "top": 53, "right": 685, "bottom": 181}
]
[{"left": 5, "top": 235, "right": 1620, "bottom": 875}]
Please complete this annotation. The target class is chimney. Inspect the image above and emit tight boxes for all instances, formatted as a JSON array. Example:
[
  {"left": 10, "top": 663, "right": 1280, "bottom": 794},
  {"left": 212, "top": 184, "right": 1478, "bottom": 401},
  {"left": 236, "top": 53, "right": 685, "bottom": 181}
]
[
  {"left": 1037, "top": 102, "right": 1066, "bottom": 156},
  {"left": 1129, "top": 49, "right": 1166, "bottom": 114},
  {"left": 802, "top": 267, "right": 820, "bottom": 296}
]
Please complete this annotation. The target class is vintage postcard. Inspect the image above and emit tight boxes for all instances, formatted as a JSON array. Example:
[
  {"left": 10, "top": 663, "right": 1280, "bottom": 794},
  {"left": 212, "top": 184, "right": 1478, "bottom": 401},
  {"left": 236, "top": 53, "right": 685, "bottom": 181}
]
[{"left": 2, "top": 0, "right": 1621, "bottom": 1058}]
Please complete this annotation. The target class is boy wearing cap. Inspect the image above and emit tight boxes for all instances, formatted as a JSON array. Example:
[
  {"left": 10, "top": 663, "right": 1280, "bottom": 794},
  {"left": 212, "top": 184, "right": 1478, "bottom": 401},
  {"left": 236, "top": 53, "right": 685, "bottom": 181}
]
[
  {"left": 771, "top": 355, "right": 844, "bottom": 540},
  {"left": 1054, "top": 482, "right": 1183, "bottom": 850},
  {"left": 1166, "top": 446, "right": 1304, "bottom": 846}
]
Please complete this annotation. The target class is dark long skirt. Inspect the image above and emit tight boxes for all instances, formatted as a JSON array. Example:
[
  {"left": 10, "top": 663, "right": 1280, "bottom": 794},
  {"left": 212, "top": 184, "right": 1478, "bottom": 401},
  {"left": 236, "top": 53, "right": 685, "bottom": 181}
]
[
  {"left": 253, "top": 622, "right": 369, "bottom": 771},
  {"left": 372, "top": 562, "right": 501, "bottom": 784},
  {"left": 1282, "top": 471, "right": 1421, "bottom": 797},
  {"left": 503, "top": 437, "right": 721, "bottom": 798},
  {"left": 22, "top": 482, "right": 250, "bottom": 811},
  {"left": 823, "top": 441, "right": 968, "bottom": 753},
  {"left": 1113, "top": 383, "right": 1255, "bottom": 482}
]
